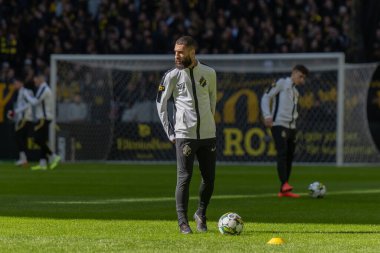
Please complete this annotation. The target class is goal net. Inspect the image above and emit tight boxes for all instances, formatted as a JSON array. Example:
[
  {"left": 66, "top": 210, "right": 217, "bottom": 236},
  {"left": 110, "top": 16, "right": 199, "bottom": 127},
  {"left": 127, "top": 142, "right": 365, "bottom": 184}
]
[{"left": 50, "top": 54, "right": 380, "bottom": 164}]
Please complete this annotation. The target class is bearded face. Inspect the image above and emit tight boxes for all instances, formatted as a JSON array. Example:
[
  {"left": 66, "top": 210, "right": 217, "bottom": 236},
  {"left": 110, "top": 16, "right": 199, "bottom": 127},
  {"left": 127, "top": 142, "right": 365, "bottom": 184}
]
[
  {"left": 174, "top": 44, "right": 195, "bottom": 69},
  {"left": 178, "top": 55, "right": 192, "bottom": 69}
]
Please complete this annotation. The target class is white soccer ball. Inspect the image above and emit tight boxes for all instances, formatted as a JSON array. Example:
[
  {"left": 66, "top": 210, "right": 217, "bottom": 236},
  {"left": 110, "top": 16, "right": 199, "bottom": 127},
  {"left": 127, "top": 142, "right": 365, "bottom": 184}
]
[
  {"left": 218, "top": 212, "right": 244, "bottom": 235},
  {"left": 308, "top": 181, "right": 327, "bottom": 198}
]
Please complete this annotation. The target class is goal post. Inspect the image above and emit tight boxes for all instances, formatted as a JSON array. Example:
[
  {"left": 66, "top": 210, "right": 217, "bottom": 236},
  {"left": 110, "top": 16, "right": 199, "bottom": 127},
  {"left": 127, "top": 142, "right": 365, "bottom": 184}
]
[
  {"left": 50, "top": 53, "right": 380, "bottom": 165},
  {"left": 337, "top": 54, "right": 345, "bottom": 166},
  {"left": 49, "top": 56, "right": 58, "bottom": 158}
]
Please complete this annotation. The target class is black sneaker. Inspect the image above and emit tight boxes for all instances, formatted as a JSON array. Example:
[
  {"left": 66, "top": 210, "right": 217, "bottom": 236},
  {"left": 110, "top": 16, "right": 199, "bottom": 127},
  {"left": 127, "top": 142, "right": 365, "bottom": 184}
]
[
  {"left": 193, "top": 213, "right": 207, "bottom": 232},
  {"left": 179, "top": 223, "right": 193, "bottom": 234}
]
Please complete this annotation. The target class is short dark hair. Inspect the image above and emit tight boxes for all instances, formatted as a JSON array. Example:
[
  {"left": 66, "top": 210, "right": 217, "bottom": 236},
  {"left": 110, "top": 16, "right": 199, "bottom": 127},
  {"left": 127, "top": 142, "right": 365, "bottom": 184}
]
[
  {"left": 175, "top": 36, "right": 197, "bottom": 50},
  {"left": 292, "top": 64, "right": 309, "bottom": 76}
]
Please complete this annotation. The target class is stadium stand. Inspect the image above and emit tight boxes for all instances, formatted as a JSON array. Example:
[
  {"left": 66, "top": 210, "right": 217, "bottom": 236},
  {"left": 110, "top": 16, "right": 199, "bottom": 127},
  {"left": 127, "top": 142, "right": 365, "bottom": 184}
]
[{"left": 1, "top": 0, "right": 354, "bottom": 78}]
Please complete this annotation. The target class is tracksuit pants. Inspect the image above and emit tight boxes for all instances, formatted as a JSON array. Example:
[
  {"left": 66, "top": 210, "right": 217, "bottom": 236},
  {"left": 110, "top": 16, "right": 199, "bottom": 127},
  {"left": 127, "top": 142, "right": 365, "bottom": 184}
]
[
  {"left": 15, "top": 120, "right": 32, "bottom": 154},
  {"left": 34, "top": 119, "right": 53, "bottom": 160},
  {"left": 271, "top": 126, "right": 297, "bottom": 190},
  {"left": 175, "top": 138, "right": 216, "bottom": 225}
]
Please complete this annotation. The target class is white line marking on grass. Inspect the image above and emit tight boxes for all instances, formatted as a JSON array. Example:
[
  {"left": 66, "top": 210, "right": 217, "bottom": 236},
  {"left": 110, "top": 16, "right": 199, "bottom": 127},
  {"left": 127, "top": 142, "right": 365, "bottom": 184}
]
[{"left": 36, "top": 189, "right": 380, "bottom": 205}]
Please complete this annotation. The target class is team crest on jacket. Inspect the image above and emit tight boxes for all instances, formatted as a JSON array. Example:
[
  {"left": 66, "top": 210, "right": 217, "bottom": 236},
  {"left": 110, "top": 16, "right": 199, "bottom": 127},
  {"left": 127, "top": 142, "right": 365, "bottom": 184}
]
[
  {"left": 158, "top": 84, "right": 165, "bottom": 91},
  {"left": 177, "top": 82, "right": 185, "bottom": 92},
  {"left": 183, "top": 145, "right": 192, "bottom": 157},
  {"left": 199, "top": 76, "right": 207, "bottom": 87},
  {"left": 157, "top": 84, "right": 165, "bottom": 102}
]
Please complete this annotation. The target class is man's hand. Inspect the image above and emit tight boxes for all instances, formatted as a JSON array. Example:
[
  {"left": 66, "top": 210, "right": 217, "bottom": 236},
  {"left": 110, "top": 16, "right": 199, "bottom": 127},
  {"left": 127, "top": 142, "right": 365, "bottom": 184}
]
[
  {"left": 169, "top": 135, "right": 176, "bottom": 144},
  {"left": 264, "top": 117, "right": 273, "bottom": 128},
  {"left": 7, "top": 110, "right": 14, "bottom": 120}
]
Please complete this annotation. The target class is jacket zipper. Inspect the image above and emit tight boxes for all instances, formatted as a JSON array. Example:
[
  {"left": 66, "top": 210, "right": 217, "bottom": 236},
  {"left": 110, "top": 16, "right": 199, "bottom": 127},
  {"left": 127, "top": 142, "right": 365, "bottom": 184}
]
[
  {"left": 190, "top": 68, "right": 200, "bottom": 139},
  {"left": 290, "top": 86, "right": 296, "bottom": 128}
]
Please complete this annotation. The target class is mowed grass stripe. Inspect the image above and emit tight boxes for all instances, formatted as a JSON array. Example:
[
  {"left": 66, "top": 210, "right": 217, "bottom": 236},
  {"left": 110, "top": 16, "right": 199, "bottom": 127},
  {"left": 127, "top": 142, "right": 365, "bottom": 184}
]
[{"left": 36, "top": 188, "right": 380, "bottom": 205}]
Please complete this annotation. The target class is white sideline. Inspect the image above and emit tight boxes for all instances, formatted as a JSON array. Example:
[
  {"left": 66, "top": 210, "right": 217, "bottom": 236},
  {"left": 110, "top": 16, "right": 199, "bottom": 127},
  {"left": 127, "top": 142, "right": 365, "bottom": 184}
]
[{"left": 38, "top": 189, "right": 380, "bottom": 205}]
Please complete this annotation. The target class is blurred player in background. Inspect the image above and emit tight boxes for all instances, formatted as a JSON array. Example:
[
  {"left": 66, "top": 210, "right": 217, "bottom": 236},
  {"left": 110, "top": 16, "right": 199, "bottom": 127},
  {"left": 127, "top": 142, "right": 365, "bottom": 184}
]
[
  {"left": 7, "top": 77, "right": 34, "bottom": 167},
  {"left": 261, "top": 65, "right": 309, "bottom": 198},
  {"left": 156, "top": 36, "right": 217, "bottom": 234},
  {"left": 21, "top": 74, "right": 61, "bottom": 170}
]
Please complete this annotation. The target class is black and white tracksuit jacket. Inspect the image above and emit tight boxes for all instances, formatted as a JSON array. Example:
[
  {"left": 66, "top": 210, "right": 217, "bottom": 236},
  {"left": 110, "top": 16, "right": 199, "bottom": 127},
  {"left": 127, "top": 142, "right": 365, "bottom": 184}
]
[
  {"left": 23, "top": 82, "right": 54, "bottom": 121},
  {"left": 14, "top": 87, "right": 34, "bottom": 124},
  {"left": 156, "top": 61, "right": 217, "bottom": 141},
  {"left": 261, "top": 77, "right": 299, "bottom": 129}
]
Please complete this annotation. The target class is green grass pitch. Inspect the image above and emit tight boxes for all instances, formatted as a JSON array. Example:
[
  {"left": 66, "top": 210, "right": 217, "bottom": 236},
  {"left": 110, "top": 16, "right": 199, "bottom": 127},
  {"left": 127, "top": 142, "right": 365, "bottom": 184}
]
[{"left": 0, "top": 163, "right": 379, "bottom": 252}]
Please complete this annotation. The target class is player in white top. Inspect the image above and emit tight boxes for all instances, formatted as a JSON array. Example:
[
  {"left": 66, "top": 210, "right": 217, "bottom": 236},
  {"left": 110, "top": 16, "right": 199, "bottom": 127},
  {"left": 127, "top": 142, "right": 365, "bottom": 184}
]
[
  {"left": 21, "top": 74, "right": 61, "bottom": 170},
  {"left": 157, "top": 36, "right": 217, "bottom": 234},
  {"left": 7, "top": 77, "right": 34, "bottom": 167},
  {"left": 261, "top": 65, "right": 309, "bottom": 198}
]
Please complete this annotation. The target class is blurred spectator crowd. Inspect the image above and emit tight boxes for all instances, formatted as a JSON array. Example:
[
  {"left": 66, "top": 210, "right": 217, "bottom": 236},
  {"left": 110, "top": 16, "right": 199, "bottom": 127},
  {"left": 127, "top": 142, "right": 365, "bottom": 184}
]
[{"left": 1, "top": 0, "right": 355, "bottom": 80}]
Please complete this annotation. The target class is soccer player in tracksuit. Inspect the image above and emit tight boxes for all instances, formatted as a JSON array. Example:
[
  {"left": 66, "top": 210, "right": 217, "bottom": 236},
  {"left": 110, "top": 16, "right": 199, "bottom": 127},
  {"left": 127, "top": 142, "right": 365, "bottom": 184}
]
[
  {"left": 156, "top": 36, "right": 217, "bottom": 234},
  {"left": 21, "top": 74, "right": 61, "bottom": 170},
  {"left": 261, "top": 65, "right": 309, "bottom": 198},
  {"left": 7, "top": 77, "right": 34, "bottom": 167}
]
